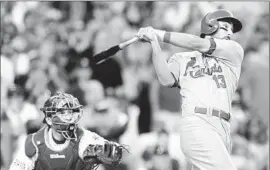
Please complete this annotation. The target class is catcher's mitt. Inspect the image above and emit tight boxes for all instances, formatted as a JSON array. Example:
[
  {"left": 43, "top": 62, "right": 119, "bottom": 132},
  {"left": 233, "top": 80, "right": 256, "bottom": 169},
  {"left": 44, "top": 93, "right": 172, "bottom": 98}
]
[{"left": 83, "top": 141, "right": 129, "bottom": 168}]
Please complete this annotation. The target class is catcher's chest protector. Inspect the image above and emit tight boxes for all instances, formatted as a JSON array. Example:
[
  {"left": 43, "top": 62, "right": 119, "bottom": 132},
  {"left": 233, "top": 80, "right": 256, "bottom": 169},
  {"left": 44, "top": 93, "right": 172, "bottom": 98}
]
[{"left": 25, "top": 128, "right": 88, "bottom": 170}]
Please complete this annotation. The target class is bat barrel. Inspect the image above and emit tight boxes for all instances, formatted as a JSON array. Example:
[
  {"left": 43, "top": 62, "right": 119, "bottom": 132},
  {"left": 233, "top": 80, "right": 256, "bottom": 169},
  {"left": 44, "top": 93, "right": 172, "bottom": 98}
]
[{"left": 94, "top": 37, "right": 139, "bottom": 64}]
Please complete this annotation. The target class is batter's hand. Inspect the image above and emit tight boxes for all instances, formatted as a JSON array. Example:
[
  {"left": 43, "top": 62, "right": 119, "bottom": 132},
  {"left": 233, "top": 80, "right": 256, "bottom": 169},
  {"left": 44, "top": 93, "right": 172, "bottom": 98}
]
[{"left": 135, "top": 27, "right": 157, "bottom": 42}]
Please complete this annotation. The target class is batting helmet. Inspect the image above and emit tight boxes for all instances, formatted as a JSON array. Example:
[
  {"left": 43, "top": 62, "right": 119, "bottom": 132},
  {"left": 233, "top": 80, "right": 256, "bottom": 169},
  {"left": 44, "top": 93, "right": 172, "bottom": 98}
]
[{"left": 200, "top": 9, "right": 242, "bottom": 38}]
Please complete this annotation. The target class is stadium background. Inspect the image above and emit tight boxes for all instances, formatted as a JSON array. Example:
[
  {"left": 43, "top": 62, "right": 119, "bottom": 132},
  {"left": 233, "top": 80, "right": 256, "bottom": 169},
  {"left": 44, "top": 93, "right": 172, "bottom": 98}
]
[{"left": 1, "top": 1, "right": 269, "bottom": 170}]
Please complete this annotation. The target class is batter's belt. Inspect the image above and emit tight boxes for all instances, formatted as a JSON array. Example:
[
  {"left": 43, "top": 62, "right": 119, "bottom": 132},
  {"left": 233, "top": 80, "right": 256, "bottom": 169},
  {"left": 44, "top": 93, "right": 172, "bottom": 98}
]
[{"left": 194, "top": 107, "right": 231, "bottom": 122}]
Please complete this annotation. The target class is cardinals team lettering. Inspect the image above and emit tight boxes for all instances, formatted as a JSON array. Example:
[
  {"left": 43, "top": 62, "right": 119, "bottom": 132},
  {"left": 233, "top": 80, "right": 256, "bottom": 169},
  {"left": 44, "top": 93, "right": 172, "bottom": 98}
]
[
  {"left": 184, "top": 59, "right": 223, "bottom": 78},
  {"left": 184, "top": 57, "right": 227, "bottom": 88},
  {"left": 188, "top": 64, "right": 222, "bottom": 78}
]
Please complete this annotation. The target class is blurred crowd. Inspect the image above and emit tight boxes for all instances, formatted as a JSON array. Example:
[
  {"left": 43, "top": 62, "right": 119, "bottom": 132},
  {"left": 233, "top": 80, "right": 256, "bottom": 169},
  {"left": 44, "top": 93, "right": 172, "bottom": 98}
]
[{"left": 1, "top": 1, "right": 269, "bottom": 170}]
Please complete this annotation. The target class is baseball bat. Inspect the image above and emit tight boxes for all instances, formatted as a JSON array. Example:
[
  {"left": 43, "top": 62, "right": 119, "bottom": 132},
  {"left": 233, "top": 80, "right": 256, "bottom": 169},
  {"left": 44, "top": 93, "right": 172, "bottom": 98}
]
[{"left": 93, "top": 37, "right": 139, "bottom": 65}]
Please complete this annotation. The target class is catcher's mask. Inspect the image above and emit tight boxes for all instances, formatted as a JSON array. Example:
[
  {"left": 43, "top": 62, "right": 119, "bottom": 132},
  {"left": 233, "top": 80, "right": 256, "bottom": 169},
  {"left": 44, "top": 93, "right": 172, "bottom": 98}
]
[
  {"left": 40, "top": 92, "right": 83, "bottom": 140},
  {"left": 200, "top": 9, "right": 242, "bottom": 38}
]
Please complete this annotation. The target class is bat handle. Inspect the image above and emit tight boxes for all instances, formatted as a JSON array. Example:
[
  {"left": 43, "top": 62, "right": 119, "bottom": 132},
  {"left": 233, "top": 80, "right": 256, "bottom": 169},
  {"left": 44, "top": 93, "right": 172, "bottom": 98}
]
[{"left": 119, "top": 37, "right": 139, "bottom": 49}]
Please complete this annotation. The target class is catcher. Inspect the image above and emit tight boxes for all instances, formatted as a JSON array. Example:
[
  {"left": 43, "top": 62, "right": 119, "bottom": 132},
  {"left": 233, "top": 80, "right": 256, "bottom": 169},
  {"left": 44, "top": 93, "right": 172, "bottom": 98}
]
[{"left": 9, "top": 92, "right": 127, "bottom": 170}]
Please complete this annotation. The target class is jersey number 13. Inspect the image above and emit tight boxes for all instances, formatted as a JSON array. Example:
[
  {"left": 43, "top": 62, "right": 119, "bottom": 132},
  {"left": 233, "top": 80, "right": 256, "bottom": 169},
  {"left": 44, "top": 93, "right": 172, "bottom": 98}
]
[{"left": 212, "top": 75, "right": 227, "bottom": 88}]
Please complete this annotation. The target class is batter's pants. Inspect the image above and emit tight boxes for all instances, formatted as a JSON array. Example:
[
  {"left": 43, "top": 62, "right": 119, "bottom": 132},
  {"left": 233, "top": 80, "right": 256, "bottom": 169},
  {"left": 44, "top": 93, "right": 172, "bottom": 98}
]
[{"left": 179, "top": 114, "right": 237, "bottom": 170}]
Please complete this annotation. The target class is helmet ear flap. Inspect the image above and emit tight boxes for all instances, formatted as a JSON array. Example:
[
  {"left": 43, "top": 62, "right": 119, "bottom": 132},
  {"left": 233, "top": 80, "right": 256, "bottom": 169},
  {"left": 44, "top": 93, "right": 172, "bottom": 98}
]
[
  {"left": 208, "top": 19, "right": 219, "bottom": 30},
  {"left": 200, "top": 13, "right": 219, "bottom": 38},
  {"left": 207, "top": 19, "right": 219, "bottom": 35}
]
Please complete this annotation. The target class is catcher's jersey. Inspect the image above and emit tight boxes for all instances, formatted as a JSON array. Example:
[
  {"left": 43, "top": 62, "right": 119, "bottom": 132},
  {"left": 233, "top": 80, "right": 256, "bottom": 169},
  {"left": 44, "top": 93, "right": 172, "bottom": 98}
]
[
  {"left": 9, "top": 126, "right": 106, "bottom": 170},
  {"left": 168, "top": 38, "right": 244, "bottom": 115}
]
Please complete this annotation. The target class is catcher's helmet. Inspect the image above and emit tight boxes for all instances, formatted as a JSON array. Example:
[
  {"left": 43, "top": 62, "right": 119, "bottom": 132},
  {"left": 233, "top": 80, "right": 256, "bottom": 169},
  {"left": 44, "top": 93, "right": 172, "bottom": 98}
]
[
  {"left": 200, "top": 9, "right": 242, "bottom": 38},
  {"left": 40, "top": 92, "right": 83, "bottom": 140}
]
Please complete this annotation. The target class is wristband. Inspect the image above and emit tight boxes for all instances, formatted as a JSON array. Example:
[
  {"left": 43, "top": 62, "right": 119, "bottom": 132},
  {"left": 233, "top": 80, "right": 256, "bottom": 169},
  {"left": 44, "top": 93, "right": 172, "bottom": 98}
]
[
  {"left": 154, "top": 29, "right": 166, "bottom": 42},
  {"left": 163, "top": 32, "right": 171, "bottom": 43}
]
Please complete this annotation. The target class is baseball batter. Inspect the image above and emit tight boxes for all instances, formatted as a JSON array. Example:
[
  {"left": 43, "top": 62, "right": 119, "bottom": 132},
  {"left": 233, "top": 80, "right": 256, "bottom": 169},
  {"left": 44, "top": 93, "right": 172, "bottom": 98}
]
[{"left": 135, "top": 10, "right": 244, "bottom": 170}]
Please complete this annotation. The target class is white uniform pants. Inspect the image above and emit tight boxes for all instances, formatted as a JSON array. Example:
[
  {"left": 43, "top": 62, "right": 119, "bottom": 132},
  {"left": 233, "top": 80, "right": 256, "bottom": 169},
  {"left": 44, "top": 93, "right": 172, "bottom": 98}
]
[{"left": 179, "top": 114, "right": 237, "bottom": 170}]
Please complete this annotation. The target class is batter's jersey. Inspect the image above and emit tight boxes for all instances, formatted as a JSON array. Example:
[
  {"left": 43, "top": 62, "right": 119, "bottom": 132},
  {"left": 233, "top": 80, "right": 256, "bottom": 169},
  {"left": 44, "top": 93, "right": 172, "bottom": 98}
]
[
  {"left": 9, "top": 126, "right": 107, "bottom": 170},
  {"left": 168, "top": 38, "right": 244, "bottom": 115}
]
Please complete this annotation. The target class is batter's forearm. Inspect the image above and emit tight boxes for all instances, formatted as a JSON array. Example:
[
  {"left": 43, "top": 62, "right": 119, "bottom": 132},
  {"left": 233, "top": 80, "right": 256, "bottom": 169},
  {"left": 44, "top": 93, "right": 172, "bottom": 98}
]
[
  {"left": 151, "top": 37, "right": 175, "bottom": 87},
  {"left": 154, "top": 29, "right": 210, "bottom": 53}
]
